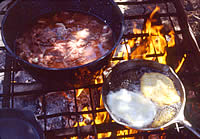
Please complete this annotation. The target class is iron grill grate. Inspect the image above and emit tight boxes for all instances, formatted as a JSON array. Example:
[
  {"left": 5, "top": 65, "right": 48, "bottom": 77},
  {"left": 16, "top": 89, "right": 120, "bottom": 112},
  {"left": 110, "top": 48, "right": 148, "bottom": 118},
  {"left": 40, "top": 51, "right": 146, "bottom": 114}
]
[{"left": 0, "top": 0, "right": 200, "bottom": 139}]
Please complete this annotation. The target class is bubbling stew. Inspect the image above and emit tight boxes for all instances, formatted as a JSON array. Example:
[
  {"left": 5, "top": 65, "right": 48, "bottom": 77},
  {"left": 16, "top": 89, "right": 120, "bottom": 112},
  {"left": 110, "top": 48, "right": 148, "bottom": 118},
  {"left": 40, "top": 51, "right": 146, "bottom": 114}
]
[{"left": 16, "top": 11, "right": 114, "bottom": 68}]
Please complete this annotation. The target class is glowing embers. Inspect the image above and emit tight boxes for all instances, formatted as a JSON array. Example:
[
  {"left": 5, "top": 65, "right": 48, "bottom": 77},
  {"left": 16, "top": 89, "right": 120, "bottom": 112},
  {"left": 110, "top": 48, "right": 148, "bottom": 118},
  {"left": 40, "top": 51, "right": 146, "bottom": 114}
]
[{"left": 115, "top": 6, "right": 186, "bottom": 73}]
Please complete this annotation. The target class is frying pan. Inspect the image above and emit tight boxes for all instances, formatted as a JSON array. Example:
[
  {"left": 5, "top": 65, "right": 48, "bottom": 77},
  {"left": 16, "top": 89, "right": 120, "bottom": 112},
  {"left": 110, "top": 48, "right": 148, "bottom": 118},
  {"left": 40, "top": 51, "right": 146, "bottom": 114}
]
[
  {"left": 102, "top": 59, "right": 200, "bottom": 138},
  {"left": 1, "top": 0, "right": 124, "bottom": 88}
]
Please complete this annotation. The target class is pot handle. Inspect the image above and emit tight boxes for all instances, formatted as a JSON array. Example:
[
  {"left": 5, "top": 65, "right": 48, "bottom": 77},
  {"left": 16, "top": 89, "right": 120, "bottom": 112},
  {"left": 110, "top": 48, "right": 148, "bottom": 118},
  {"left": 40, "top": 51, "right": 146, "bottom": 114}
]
[{"left": 180, "top": 119, "right": 200, "bottom": 138}]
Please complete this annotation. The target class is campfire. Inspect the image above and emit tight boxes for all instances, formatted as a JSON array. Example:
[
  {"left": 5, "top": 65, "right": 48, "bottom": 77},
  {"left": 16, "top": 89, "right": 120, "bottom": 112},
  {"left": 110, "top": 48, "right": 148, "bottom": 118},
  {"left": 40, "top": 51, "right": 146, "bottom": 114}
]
[
  {"left": 114, "top": 6, "right": 186, "bottom": 73},
  {"left": 0, "top": 0, "right": 200, "bottom": 139},
  {"left": 40, "top": 6, "right": 190, "bottom": 138}
]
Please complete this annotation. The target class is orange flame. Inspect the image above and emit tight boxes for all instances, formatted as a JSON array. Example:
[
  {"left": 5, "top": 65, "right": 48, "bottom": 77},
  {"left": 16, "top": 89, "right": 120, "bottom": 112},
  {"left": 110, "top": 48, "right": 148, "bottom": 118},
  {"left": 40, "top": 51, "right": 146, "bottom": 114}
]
[
  {"left": 71, "top": 88, "right": 139, "bottom": 138},
  {"left": 117, "top": 129, "right": 138, "bottom": 139},
  {"left": 111, "top": 44, "right": 129, "bottom": 66},
  {"left": 95, "top": 75, "right": 103, "bottom": 84},
  {"left": 175, "top": 54, "right": 186, "bottom": 73},
  {"left": 70, "top": 6, "right": 187, "bottom": 139},
  {"left": 117, "top": 6, "right": 186, "bottom": 72},
  {"left": 129, "top": 6, "right": 168, "bottom": 64},
  {"left": 96, "top": 95, "right": 110, "bottom": 124},
  {"left": 71, "top": 90, "right": 139, "bottom": 139},
  {"left": 76, "top": 88, "right": 84, "bottom": 97},
  {"left": 72, "top": 87, "right": 112, "bottom": 138}
]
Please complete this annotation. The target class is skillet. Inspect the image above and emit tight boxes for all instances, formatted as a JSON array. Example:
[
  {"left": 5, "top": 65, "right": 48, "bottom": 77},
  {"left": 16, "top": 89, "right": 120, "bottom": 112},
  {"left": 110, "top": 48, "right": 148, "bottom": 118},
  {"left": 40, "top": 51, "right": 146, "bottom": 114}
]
[{"left": 102, "top": 59, "right": 200, "bottom": 138}]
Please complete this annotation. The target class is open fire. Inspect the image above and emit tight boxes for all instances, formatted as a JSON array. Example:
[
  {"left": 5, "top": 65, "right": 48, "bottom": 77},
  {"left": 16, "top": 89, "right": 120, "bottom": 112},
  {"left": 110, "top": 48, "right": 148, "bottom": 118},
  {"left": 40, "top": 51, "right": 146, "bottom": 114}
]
[
  {"left": 114, "top": 6, "right": 186, "bottom": 73},
  {"left": 64, "top": 6, "right": 189, "bottom": 139},
  {"left": 1, "top": 0, "right": 200, "bottom": 139}
]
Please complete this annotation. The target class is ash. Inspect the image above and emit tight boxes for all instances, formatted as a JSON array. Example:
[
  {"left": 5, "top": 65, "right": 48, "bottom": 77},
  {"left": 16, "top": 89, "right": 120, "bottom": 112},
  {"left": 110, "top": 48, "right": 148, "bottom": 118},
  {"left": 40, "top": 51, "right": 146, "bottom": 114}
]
[
  {"left": 0, "top": 50, "right": 5, "bottom": 94},
  {"left": 13, "top": 89, "right": 92, "bottom": 130},
  {"left": 0, "top": 50, "right": 5, "bottom": 69},
  {"left": 14, "top": 71, "right": 36, "bottom": 83}
]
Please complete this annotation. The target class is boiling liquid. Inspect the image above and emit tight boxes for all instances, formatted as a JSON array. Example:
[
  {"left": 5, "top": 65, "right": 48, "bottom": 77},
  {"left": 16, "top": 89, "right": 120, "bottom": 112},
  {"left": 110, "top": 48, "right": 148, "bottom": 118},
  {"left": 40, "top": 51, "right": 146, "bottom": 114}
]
[
  {"left": 106, "top": 71, "right": 182, "bottom": 128},
  {"left": 16, "top": 11, "right": 114, "bottom": 68}
]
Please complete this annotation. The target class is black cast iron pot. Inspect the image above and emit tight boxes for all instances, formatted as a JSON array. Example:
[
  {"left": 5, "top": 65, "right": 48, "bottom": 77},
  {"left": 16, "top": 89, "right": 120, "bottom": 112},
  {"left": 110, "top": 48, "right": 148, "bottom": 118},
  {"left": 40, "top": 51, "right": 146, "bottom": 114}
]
[{"left": 2, "top": 0, "right": 124, "bottom": 88}]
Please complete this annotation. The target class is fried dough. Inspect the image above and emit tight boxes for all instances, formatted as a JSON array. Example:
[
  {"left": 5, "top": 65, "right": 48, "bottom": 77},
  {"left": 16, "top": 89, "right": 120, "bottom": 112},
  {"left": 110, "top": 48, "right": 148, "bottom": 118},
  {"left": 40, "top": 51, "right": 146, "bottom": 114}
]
[
  {"left": 140, "top": 72, "right": 180, "bottom": 106},
  {"left": 152, "top": 106, "right": 176, "bottom": 127}
]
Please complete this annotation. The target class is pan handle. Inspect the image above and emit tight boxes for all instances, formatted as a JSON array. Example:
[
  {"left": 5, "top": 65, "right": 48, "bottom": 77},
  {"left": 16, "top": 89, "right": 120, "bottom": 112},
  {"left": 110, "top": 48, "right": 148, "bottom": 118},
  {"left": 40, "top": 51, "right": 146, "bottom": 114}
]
[{"left": 180, "top": 119, "right": 200, "bottom": 138}]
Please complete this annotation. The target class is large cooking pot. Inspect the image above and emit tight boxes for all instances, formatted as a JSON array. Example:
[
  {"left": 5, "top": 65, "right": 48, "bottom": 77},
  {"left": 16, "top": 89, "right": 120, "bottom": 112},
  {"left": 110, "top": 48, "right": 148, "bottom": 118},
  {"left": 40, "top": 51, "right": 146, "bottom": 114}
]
[
  {"left": 2, "top": 0, "right": 124, "bottom": 88},
  {"left": 102, "top": 59, "right": 200, "bottom": 138}
]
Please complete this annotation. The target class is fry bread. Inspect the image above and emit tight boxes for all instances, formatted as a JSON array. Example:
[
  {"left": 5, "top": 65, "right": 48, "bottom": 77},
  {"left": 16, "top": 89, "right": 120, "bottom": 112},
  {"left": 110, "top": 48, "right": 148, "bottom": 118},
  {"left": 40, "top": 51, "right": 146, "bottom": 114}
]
[{"left": 140, "top": 72, "right": 180, "bottom": 106}]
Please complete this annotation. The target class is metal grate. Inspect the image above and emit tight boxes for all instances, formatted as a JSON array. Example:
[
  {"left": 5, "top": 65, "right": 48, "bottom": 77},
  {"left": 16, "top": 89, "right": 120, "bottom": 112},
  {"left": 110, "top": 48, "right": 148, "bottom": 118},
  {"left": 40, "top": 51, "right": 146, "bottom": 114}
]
[{"left": 0, "top": 0, "right": 200, "bottom": 138}]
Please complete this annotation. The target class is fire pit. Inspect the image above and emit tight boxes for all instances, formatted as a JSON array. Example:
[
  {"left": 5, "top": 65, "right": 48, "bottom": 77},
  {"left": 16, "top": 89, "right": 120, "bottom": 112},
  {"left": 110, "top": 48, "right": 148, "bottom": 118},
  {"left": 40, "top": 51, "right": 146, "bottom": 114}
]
[{"left": 0, "top": 0, "right": 200, "bottom": 138}]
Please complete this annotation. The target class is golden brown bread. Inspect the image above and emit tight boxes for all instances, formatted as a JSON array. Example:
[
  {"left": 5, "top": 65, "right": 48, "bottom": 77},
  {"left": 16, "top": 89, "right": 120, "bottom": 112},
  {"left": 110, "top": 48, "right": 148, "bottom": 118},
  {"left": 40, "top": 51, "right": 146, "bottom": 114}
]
[
  {"left": 151, "top": 106, "right": 176, "bottom": 127},
  {"left": 140, "top": 72, "right": 180, "bottom": 106}
]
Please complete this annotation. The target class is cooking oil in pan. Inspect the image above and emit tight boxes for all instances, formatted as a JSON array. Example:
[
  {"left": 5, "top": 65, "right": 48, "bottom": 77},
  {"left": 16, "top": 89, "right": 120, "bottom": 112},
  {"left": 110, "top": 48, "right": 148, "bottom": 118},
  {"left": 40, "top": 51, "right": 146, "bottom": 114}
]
[{"left": 106, "top": 71, "right": 182, "bottom": 128}]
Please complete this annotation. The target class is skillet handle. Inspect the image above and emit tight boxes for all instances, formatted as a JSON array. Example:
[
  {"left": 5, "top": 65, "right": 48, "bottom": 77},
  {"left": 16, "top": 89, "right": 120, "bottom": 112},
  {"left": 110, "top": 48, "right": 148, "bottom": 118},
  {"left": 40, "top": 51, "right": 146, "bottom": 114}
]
[{"left": 180, "top": 119, "right": 200, "bottom": 138}]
